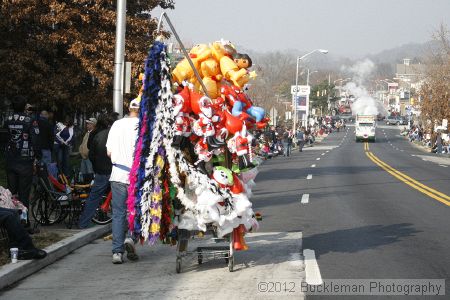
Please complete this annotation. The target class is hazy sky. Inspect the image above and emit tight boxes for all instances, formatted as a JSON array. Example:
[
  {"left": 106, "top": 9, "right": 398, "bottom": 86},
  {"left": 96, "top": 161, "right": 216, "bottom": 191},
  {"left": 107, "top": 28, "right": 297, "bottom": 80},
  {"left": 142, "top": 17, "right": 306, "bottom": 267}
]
[{"left": 153, "top": 0, "right": 450, "bottom": 57}]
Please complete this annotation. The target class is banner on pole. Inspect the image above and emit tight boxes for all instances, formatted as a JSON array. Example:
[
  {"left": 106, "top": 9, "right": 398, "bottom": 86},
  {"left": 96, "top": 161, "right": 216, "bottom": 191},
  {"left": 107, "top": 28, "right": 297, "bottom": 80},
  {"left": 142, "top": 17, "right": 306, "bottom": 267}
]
[{"left": 292, "top": 85, "right": 310, "bottom": 111}]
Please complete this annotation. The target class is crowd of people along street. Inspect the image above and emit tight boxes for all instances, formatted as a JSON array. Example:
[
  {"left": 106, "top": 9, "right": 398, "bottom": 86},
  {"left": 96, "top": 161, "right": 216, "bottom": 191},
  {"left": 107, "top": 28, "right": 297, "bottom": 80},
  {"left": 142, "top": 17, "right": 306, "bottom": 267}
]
[
  {"left": 0, "top": 95, "right": 140, "bottom": 263},
  {"left": 402, "top": 125, "right": 450, "bottom": 154},
  {"left": 258, "top": 117, "right": 345, "bottom": 159}
]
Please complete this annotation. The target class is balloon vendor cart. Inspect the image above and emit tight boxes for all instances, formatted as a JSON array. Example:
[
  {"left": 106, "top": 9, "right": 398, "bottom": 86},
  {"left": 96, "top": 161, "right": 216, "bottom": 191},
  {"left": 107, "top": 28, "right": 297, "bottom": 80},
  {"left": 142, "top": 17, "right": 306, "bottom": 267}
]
[{"left": 127, "top": 12, "right": 268, "bottom": 273}]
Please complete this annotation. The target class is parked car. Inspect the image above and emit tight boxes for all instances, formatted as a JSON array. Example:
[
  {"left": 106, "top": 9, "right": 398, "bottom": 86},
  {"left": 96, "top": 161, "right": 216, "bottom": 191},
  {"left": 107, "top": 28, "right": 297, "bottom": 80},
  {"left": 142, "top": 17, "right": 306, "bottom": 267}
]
[{"left": 386, "top": 116, "right": 401, "bottom": 125}]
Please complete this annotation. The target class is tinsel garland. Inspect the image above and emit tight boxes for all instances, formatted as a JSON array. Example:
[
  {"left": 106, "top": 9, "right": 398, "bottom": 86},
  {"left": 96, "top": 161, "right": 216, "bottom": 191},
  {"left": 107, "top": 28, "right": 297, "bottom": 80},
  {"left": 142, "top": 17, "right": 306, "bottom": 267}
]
[
  {"left": 160, "top": 171, "right": 172, "bottom": 243},
  {"left": 140, "top": 148, "right": 165, "bottom": 244},
  {"left": 127, "top": 114, "right": 147, "bottom": 233},
  {"left": 127, "top": 41, "right": 165, "bottom": 237}
]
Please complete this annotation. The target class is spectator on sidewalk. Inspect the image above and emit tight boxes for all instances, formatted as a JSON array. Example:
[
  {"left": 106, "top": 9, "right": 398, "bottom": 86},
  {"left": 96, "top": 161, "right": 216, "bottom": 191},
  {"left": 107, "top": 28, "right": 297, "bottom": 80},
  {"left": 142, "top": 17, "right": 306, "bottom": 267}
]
[
  {"left": 79, "top": 117, "right": 96, "bottom": 183},
  {"left": 297, "top": 127, "right": 305, "bottom": 152},
  {"left": 78, "top": 114, "right": 113, "bottom": 229},
  {"left": 106, "top": 99, "right": 140, "bottom": 264},
  {"left": 282, "top": 128, "right": 293, "bottom": 157},
  {"left": 4, "top": 96, "right": 40, "bottom": 212},
  {"left": 0, "top": 207, "right": 47, "bottom": 260},
  {"left": 54, "top": 116, "right": 74, "bottom": 177},
  {"left": 37, "top": 110, "right": 54, "bottom": 165},
  {"left": 435, "top": 131, "right": 443, "bottom": 154}
]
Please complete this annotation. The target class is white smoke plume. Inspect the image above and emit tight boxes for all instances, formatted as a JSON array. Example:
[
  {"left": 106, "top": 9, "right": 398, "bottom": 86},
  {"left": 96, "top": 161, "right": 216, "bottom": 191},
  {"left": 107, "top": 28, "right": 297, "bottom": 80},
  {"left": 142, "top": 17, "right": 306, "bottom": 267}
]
[{"left": 341, "top": 59, "right": 386, "bottom": 116}]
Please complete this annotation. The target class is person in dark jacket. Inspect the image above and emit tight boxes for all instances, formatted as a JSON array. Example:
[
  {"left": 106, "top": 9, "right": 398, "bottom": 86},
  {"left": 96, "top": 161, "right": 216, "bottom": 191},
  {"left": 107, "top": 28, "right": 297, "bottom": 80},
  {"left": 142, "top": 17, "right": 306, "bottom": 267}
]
[
  {"left": 37, "top": 110, "right": 54, "bottom": 164},
  {"left": 0, "top": 207, "right": 47, "bottom": 260},
  {"left": 78, "top": 113, "right": 114, "bottom": 229},
  {"left": 4, "top": 96, "right": 40, "bottom": 210}
]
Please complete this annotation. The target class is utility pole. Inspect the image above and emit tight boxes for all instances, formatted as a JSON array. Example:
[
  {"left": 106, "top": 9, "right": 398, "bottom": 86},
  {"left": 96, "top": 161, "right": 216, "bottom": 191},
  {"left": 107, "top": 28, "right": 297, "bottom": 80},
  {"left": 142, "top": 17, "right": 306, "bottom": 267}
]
[{"left": 113, "top": 0, "right": 127, "bottom": 117}]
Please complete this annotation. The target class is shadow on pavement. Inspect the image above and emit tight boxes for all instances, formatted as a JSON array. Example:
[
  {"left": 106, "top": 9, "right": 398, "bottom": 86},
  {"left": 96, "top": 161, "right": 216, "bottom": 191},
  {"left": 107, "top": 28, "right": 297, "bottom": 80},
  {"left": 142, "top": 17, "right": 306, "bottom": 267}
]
[{"left": 302, "top": 223, "right": 420, "bottom": 258}]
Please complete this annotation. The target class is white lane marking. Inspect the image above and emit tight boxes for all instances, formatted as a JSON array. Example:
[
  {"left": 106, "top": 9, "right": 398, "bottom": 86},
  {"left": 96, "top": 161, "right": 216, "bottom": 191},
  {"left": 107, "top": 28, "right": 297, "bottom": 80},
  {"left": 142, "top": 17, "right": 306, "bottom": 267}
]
[
  {"left": 316, "top": 158, "right": 321, "bottom": 160},
  {"left": 326, "top": 151, "right": 329, "bottom": 153},
  {"left": 400, "top": 150, "right": 404, "bottom": 152},
  {"left": 321, "top": 153, "right": 325, "bottom": 156},
  {"left": 311, "top": 164, "right": 316, "bottom": 168},
  {"left": 439, "top": 165, "right": 448, "bottom": 168},
  {"left": 303, "top": 249, "right": 323, "bottom": 285},
  {"left": 301, "top": 194, "right": 309, "bottom": 204},
  {"left": 307, "top": 174, "right": 313, "bottom": 180}
]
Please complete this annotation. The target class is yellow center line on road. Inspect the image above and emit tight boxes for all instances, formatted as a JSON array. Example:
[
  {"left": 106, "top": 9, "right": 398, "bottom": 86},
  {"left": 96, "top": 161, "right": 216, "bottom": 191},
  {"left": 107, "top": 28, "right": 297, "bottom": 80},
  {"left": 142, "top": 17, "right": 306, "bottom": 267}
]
[
  {"left": 364, "top": 142, "right": 370, "bottom": 151},
  {"left": 365, "top": 151, "right": 450, "bottom": 206}
]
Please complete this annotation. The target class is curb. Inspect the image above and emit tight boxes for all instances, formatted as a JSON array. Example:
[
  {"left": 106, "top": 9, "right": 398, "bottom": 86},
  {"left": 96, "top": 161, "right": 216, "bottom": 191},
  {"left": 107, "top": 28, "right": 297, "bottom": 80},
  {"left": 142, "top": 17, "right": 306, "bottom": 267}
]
[{"left": 0, "top": 223, "right": 111, "bottom": 290}]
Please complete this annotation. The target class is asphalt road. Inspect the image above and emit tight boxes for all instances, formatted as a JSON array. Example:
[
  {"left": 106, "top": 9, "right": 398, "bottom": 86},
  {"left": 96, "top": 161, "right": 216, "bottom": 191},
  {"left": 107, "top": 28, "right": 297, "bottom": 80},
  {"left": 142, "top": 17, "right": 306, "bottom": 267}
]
[
  {"left": 252, "top": 124, "right": 450, "bottom": 298},
  {"left": 2, "top": 124, "right": 449, "bottom": 299}
]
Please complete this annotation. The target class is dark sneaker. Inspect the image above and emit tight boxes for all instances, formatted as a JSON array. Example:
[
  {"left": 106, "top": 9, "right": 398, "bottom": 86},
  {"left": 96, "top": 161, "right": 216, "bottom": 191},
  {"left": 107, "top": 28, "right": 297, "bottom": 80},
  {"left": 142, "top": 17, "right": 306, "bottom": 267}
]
[
  {"left": 18, "top": 248, "right": 47, "bottom": 260},
  {"left": 124, "top": 238, "right": 139, "bottom": 261}
]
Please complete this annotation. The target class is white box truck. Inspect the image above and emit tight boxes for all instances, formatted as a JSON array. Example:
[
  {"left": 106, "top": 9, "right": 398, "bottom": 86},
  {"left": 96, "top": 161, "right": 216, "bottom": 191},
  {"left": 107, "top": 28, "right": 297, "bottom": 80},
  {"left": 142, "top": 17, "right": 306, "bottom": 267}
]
[{"left": 355, "top": 115, "right": 376, "bottom": 142}]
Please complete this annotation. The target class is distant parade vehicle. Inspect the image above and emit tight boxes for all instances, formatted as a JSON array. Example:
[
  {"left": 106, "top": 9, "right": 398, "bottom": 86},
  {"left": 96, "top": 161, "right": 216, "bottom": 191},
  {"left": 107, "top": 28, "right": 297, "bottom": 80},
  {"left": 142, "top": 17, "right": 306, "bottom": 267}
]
[
  {"left": 331, "top": 96, "right": 355, "bottom": 122},
  {"left": 355, "top": 115, "right": 376, "bottom": 142}
]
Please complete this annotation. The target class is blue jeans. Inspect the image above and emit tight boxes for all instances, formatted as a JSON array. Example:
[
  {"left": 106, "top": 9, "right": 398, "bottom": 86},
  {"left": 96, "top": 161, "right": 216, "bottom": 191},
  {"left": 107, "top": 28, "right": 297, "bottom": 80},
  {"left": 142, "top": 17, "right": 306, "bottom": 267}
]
[
  {"left": 80, "top": 159, "right": 94, "bottom": 176},
  {"left": 111, "top": 181, "right": 129, "bottom": 253},
  {"left": 282, "top": 142, "right": 292, "bottom": 156},
  {"left": 54, "top": 143, "right": 70, "bottom": 177},
  {"left": 78, "top": 174, "right": 110, "bottom": 229},
  {"left": 297, "top": 140, "right": 305, "bottom": 152},
  {"left": 41, "top": 149, "right": 52, "bottom": 165}
]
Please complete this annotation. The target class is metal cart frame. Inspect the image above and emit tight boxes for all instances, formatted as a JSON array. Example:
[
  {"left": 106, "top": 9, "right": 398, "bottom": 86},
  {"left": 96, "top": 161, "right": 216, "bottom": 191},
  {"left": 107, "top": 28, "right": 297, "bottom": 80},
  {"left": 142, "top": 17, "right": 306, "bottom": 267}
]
[{"left": 176, "top": 227, "right": 235, "bottom": 273}]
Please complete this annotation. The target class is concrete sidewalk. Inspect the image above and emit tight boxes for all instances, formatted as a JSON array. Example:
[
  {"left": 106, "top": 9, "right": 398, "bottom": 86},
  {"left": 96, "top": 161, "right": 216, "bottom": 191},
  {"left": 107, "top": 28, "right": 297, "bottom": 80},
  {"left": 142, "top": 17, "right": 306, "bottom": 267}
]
[
  {"left": 0, "top": 231, "right": 305, "bottom": 300},
  {"left": 0, "top": 224, "right": 111, "bottom": 290}
]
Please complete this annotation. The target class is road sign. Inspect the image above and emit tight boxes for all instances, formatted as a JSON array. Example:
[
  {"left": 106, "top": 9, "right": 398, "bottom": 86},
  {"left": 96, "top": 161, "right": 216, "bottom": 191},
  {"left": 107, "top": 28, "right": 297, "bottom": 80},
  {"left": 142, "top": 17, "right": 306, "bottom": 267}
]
[{"left": 291, "top": 85, "right": 311, "bottom": 95}]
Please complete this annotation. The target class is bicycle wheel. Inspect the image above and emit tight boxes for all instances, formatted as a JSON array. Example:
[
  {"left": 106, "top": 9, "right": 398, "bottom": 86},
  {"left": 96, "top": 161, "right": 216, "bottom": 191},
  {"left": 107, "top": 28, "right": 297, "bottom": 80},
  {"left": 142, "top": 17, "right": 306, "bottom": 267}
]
[
  {"left": 91, "top": 194, "right": 112, "bottom": 225},
  {"left": 30, "top": 190, "right": 47, "bottom": 225},
  {"left": 43, "top": 197, "right": 67, "bottom": 225}
]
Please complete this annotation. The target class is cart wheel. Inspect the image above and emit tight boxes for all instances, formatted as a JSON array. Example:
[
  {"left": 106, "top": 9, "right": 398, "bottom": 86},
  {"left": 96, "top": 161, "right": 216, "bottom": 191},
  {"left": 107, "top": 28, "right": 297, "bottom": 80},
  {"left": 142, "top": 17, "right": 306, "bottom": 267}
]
[
  {"left": 176, "top": 257, "right": 182, "bottom": 273},
  {"left": 228, "top": 255, "right": 234, "bottom": 272},
  {"left": 198, "top": 252, "right": 203, "bottom": 265}
]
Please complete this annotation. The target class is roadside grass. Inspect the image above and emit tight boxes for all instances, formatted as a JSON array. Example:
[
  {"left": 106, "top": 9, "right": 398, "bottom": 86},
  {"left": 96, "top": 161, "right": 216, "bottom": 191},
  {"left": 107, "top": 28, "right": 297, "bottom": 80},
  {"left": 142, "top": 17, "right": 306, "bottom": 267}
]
[{"left": 0, "top": 230, "right": 70, "bottom": 266}]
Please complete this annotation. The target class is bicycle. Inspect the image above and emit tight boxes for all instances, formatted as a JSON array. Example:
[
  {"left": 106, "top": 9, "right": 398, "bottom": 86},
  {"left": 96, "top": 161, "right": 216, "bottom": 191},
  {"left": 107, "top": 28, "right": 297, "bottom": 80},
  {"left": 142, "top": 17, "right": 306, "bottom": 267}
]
[{"left": 30, "top": 162, "right": 112, "bottom": 228}]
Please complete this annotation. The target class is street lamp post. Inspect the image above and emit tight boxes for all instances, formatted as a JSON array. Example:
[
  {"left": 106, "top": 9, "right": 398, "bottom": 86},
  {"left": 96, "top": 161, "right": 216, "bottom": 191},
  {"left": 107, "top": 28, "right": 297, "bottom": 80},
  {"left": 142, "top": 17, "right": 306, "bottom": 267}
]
[
  {"left": 293, "top": 49, "right": 328, "bottom": 133},
  {"left": 113, "top": 0, "right": 127, "bottom": 117}
]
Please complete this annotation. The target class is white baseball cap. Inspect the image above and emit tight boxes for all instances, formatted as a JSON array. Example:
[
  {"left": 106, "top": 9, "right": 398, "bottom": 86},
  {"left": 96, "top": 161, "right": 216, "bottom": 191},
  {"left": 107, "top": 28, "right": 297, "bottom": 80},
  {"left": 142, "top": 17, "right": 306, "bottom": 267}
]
[
  {"left": 86, "top": 117, "right": 97, "bottom": 124},
  {"left": 129, "top": 98, "right": 140, "bottom": 109}
]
